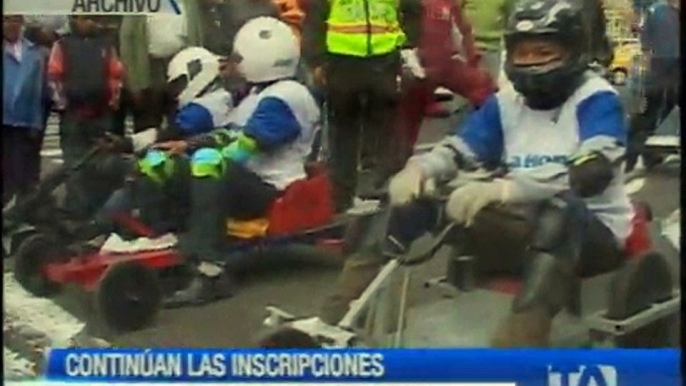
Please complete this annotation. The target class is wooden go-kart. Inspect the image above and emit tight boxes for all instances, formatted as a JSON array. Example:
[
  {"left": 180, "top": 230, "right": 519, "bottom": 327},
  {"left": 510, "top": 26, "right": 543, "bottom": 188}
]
[
  {"left": 261, "top": 195, "right": 680, "bottom": 349},
  {"left": 11, "top": 163, "right": 381, "bottom": 333}
]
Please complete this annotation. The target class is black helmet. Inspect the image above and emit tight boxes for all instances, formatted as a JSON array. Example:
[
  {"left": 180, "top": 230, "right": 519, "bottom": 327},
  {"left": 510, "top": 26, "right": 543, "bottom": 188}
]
[{"left": 504, "top": 0, "right": 591, "bottom": 110}]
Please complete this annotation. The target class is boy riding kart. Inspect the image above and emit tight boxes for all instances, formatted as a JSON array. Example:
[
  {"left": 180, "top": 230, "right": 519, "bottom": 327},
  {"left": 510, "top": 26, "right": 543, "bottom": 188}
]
[
  {"left": 318, "top": 0, "right": 634, "bottom": 347},
  {"left": 88, "top": 45, "right": 236, "bottom": 237},
  {"left": 120, "top": 17, "right": 320, "bottom": 307}
]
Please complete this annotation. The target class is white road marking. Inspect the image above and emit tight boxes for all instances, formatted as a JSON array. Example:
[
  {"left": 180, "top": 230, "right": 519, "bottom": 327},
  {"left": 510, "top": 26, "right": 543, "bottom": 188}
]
[
  {"left": 3, "top": 347, "right": 35, "bottom": 378},
  {"left": 624, "top": 177, "right": 646, "bottom": 195},
  {"left": 662, "top": 209, "right": 680, "bottom": 251},
  {"left": 3, "top": 273, "right": 86, "bottom": 348},
  {"left": 40, "top": 149, "right": 62, "bottom": 157}
]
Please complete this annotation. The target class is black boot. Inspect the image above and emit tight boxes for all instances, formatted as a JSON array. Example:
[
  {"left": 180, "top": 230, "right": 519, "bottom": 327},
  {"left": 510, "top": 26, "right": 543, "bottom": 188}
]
[{"left": 163, "top": 262, "right": 234, "bottom": 308}]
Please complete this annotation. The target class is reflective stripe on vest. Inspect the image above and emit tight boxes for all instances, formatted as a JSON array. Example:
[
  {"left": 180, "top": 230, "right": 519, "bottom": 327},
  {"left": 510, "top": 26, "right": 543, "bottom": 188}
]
[{"left": 326, "top": 0, "right": 406, "bottom": 57}]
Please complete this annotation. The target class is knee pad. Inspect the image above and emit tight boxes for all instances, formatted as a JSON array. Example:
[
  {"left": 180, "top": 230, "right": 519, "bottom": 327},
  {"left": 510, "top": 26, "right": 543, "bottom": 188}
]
[
  {"left": 137, "top": 150, "right": 176, "bottom": 185},
  {"left": 191, "top": 148, "right": 226, "bottom": 179},
  {"left": 512, "top": 252, "right": 576, "bottom": 316},
  {"left": 530, "top": 198, "right": 583, "bottom": 261}
]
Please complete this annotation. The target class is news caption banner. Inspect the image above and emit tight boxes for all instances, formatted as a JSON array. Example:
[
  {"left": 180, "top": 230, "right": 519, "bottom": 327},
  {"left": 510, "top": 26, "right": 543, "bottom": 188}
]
[
  {"left": 30, "top": 349, "right": 681, "bottom": 386},
  {"left": 3, "top": 0, "right": 182, "bottom": 15}
]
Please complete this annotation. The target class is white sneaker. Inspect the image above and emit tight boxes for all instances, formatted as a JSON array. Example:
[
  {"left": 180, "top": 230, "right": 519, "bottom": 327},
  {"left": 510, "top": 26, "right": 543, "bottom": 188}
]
[
  {"left": 434, "top": 87, "right": 452, "bottom": 97},
  {"left": 100, "top": 233, "right": 178, "bottom": 253},
  {"left": 347, "top": 198, "right": 381, "bottom": 215}
]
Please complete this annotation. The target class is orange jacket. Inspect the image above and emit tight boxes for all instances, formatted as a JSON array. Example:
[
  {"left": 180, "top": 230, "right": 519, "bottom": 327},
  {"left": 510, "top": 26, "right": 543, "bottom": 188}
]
[{"left": 272, "top": 0, "right": 305, "bottom": 42}]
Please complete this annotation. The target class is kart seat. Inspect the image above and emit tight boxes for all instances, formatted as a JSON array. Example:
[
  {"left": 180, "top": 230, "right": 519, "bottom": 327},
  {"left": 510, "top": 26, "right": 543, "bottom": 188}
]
[{"left": 226, "top": 163, "right": 335, "bottom": 239}]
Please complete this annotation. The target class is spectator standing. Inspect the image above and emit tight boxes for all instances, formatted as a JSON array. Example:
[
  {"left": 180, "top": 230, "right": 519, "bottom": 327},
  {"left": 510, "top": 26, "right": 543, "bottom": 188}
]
[
  {"left": 3, "top": 16, "right": 49, "bottom": 203},
  {"left": 303, "top": 0, "right": 423, "bottom": 212},
  {"left": 461, "top": 0, "right": 513, "bottom": 83},
  {"left": 272, "top": 0, "right": 306, "bottom": 40},
  {"left": 391, "top": 0, "right": 495, "bottom": 171},
  {"left": 220, "top": 0, "right": 281, "bottom": 54},
  {"left": 583, "top": 0, "right": 613, "bottom": 68},
  {"left": 119, "top": 1, "right": 194, "bottom": 132},
  {"left": 17, "top": 16, "right": 67, "bottom": 194},
  {"left": 625, "top": 0, "right": 680, "bottom": 172},
  {"left": 97, "top": 16, "right": 131, "bottom": 137},
  {"left": 48, "top": 15, "right": 124, "bottom": 217}
]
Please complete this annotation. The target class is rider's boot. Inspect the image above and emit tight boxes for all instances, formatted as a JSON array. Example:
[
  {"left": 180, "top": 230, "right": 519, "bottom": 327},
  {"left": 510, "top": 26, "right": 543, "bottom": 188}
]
[
  {"left": 320, "top": 232, "right": 408, "bottom": 325},
  {"left": 491, "top": 199, "right": 582, "bottom": 347},
  {"left": 163, "top": 261, "right": 233, "bottom": 308},
  {"left": 320, "top": 252, "right": 387, "bottom": 325},
  {"left": 490, "top": 250, "right": 577, "bottom": 347},
  {"left": 165, "top": 171, "right": 233, "bottom": 308}
]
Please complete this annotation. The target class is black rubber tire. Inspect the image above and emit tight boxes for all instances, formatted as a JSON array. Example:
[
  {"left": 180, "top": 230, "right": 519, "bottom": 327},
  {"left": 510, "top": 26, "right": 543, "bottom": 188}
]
[
  {"left": 96, "top": 262, "right": 162, "bottom": 332},
  {"left": 257, "top": 327, "right": 322, "bottom": 348},
  {"left": 606, "top": 251, "right": 676, "bottom": 348},
  {"left": 13, "top": 233, "right": 62, "bottom": 297},
  {"left": 4, "top": 228, "right": 37, "bottom": 259}
]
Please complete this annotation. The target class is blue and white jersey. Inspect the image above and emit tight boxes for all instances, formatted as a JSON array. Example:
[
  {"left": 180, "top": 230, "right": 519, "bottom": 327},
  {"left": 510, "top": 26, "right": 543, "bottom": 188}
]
[
  {"left": 226, "top": 79, "right": 321, "bottom": 190},
  {"left": 176, "top": 89, "right": 234, "bottom": 137},
  {"left": 418, "top": 72, "right": 633, "bottom": 243}
]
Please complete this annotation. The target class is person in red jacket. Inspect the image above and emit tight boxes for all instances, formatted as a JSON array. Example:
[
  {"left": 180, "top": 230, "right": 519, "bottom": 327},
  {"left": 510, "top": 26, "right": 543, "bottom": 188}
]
[{"left": 392, "top": 0, "right": 496, "bottom": 171}]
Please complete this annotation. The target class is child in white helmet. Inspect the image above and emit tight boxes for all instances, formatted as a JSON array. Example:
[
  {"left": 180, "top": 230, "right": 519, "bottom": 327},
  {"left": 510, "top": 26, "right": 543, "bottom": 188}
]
[
  {"left": 150, "top": 17, "right": 321, "bottom": 307},
  {"left": 91, "top": 46, "right": 237, "bottom": 238}
]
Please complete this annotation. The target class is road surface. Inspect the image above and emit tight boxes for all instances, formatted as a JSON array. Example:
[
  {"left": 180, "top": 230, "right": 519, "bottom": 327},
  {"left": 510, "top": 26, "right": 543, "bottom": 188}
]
[{"left": 4, "top": 90, "right": 681, "bottom": 377}]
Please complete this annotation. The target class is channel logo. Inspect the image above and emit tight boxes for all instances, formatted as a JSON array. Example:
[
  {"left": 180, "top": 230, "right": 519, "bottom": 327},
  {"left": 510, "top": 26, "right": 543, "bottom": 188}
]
[{"left": 548, "top": 365, "right": 618, "bottom": 386}]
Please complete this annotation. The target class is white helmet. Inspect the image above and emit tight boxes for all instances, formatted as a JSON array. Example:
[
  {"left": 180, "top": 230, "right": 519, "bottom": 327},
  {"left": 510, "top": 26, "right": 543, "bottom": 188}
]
[
  {"left": 167, "top": 47, "right": 221, "bottom": 107},
  {"left": 232, "top": 17, "right": 299, "bottom": 83}
]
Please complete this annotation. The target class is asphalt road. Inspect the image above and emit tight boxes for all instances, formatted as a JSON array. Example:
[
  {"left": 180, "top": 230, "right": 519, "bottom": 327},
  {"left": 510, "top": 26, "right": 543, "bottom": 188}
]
[{"left": 3, "top": 85, "right": 681, "bottom": 370}]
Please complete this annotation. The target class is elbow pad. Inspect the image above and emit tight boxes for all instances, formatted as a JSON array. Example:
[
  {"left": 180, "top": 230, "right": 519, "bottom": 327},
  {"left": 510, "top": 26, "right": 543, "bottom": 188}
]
[{"left": 568, "top": 152, "right": 614, "bottom": 198}]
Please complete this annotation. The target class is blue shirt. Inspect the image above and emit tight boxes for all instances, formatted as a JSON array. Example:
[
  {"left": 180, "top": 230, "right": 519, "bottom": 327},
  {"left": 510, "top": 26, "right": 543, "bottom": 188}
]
[
  {"left": 642, "top": 2, "right": 680, "bottom": 58},
  {"left": 3, "top": 37, "right": 48, "bottom": 130}
]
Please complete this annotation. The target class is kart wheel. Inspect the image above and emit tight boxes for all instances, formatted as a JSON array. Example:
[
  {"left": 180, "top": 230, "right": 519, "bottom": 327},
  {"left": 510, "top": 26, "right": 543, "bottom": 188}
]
[
  {"left": 3, "top": 224, "right": 37, "bottom": 258},
  {"left": 606, "top": 251, "right": 676, "bottom": 347},
  {"left": 14, "top": 233, "right": 62, "bottom": 297},
  {"left": 96, "top": 262, "right": 162, "bottom": 332},
  {"left": 257, "top": 327, "right": 321, "bottom": 348}
]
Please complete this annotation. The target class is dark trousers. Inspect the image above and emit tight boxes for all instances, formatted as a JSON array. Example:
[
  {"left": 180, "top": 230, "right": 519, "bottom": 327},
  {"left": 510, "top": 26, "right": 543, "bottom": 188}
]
[
  {"left": 59, "top": 111, "right": 112, "bottom": 217},
  {"left": 182, "top": 162, "right": 279, "bottom": 264},
  {"left": 325, "top": 54, "right": 401, "bottom": 211},
  {"left": 3, "top": 126, "right": 42, "bottom": 204},
  {"left": 626, "top": 58, "right": 681, "bottom": 171},
  {"left": 120, "top": 57, "right": 175, "bottom": 134},
  {"left": 321, "top": 193, "right": 624, "bottom": 325},
  {"left": 136, "top": 154, "right": 278, "bottom": 264},
  {"left": 386, "top": 196, "right": 623, "bottom": 277}
]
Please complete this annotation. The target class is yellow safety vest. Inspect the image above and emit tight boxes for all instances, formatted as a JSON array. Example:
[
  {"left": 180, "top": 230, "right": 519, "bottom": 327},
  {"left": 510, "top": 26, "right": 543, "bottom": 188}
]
[{"left": 326, "top": 0, "right": 406, "bottom": 57}]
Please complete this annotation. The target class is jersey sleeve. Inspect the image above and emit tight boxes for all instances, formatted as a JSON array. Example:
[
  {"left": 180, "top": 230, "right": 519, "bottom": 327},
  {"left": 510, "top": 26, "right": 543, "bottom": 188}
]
[
  {"left": 176, "top": 102, "right": 216, "bottom": 137},
  {"left": 414, "top": 95, "right": 504, "bottom": 178},
  {"left": 244, "top": 96, "right": 302, "bottom": 150},
  {"left": 576, "top": 90, "right": 626, "bottom": 162}
]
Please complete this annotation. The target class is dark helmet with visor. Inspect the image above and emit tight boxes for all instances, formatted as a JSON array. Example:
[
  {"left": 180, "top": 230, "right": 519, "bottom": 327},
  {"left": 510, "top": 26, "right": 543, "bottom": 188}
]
[{"left": 504, "top": 0, "right": 591, "bottom": 110}]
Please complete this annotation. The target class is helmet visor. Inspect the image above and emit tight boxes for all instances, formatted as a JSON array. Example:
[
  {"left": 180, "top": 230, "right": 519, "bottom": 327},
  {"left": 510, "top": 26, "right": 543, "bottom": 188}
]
[{"left": 506, "top": 34, "right": 568, "bottom": 70}]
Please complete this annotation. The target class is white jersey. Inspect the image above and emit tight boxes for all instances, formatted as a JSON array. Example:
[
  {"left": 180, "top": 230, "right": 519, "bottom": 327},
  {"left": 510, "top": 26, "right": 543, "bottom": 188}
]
[
  {"left": 228, "top": 80, "right": 321, "bottom": 190},
  {"left": 497, "top": 77, "right": 633, "bottom": 242},
  {"left": 419, "top": 73, "right": 634, "bottom": 243}
]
